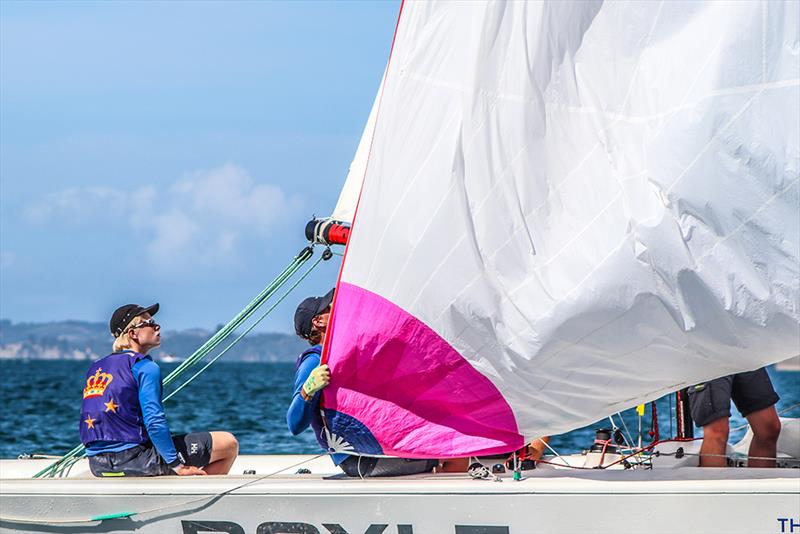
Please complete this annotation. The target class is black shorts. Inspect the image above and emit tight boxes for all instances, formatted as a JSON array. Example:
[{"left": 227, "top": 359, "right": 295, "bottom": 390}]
[
  {"left": 687, "top": 368, "right": 779, "bottom": 427},
  {"left": 88, "top": 432, "right": 213, "bottom": 477},
  {"left": 173, "top": 432, "right": 213, "bottom": 467}
]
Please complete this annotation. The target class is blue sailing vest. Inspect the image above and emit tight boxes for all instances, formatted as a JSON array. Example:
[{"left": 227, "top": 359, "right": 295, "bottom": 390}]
[
  {"left": 295, "top": 346, "right": 329, "bottom": 451},
  {"left": 79, "top": 351, "right": 150, "bottom": 445}
]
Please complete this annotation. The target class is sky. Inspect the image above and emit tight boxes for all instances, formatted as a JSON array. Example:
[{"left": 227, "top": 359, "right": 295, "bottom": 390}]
[{"left": 0, "top": 0, "right": 400, "bottom": 332}]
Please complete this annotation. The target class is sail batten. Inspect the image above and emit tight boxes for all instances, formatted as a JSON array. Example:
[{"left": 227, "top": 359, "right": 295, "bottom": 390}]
[{"left": 324, "top": 0, "right": 800, "bottom": 457}]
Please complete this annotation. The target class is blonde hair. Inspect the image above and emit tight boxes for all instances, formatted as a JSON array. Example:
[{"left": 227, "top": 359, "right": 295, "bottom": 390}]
[{"left": 112, "top": 315, "right": 144, "bottom": 352}]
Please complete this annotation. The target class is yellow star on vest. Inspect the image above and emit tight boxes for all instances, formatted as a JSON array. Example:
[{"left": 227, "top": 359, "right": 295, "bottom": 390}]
[
  {"left": 84, "top": 416, "right": 96, "bottom": 429},
  {"left": 104, "top": 399, "right": 119, "bottom": 413}
]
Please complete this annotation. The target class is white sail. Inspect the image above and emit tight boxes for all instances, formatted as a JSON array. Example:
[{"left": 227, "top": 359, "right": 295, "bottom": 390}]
[
  {"left": 331, "top": 71, "right": 387, "bottom": 224},
  {"left": 323, "top": 0, "right": 800, "bottom": 455}
]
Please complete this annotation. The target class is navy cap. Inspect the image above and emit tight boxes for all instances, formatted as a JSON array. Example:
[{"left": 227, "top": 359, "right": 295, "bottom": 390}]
[
  {"left": 110, "top": 303, "right": 159, "bottom": 337},
  {"left": 294, "top": 289, "right": 334, "bottom": 340}
]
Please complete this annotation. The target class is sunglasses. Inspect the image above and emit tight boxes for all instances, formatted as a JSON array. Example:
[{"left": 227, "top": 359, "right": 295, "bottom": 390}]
[{"left": 128, "top": 319, "right": 160, "bottom": 332}]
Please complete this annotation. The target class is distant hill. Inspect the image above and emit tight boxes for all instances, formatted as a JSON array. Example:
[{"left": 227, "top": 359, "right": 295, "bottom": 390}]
[{"left": 0, "top": 319, "right": 307, "bottom": 362}]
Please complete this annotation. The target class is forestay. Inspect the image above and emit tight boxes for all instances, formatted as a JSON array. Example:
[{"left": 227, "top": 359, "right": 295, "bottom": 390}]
[{"left": 322, "top": 0, "right": 800, "bottom": 458}]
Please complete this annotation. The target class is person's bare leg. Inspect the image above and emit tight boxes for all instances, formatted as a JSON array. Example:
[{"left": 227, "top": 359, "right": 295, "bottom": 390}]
[
  {"left": 204, "top": 431, "right": 239, "bottom": 475},
  {"left": 528, "top": 437, "right": 550, "bottom": 461},
  {"left": 745, "top": 406, "right": 780, "bottom": 468},
  {"left": 699, "top": 417, "right": 729, "bottom": 467}
]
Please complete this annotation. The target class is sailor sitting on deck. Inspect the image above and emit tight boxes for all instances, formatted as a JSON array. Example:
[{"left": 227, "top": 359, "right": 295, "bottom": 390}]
[
  {"left": 688, "top": 368, "right": 781, "bottom": 467},
  {"left": 288, "top": 289, "right": 438, "bottom": 477},
  {"left": 79, "top": 303, "right": 239, "bottom": 477}
]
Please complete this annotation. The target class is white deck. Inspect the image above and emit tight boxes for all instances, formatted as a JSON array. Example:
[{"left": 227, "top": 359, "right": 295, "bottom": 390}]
[{"left": 1, "top": 453, "right": 799, "bottom": 534}]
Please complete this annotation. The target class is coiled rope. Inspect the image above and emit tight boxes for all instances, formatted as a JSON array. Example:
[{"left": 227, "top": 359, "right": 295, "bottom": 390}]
[{"left": 33, "top": 245, "right": 324, "bottom": 479}]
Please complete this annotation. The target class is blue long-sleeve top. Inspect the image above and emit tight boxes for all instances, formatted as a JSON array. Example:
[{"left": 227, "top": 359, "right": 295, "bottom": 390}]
[
  {"left": 85, "top": 358, "right": 179, "bottom": 465},
  {"left": 287, "top": 350, "right": 322, "bottom": 435},
  {"left": 287, "top": 347, "right": 346, "bottom": 465}
]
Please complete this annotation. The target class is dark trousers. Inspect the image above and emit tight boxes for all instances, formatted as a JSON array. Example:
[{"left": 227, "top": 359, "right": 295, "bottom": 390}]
[{"left": 339, "top": 456, "right": 438, "bottom": 477}]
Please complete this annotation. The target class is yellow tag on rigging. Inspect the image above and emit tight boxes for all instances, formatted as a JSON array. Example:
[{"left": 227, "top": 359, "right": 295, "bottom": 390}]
[{"left": 636, "top": 404, "right": 645, "bottom": 416}]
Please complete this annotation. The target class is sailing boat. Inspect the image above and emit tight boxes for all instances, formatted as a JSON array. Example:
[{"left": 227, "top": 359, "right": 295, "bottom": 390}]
[{"left": 1, "top": 2, "right": 798, "bottom": 533}]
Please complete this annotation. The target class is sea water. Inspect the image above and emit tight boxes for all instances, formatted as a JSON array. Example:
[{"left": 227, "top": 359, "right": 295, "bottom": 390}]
[{"left": 0, "top": 360, "right": 797, "bottom": 459}]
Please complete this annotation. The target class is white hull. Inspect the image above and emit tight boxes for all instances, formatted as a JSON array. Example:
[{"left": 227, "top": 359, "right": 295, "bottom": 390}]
[{"left": 1, "top": 453, "right": 799, "bottom": 534}]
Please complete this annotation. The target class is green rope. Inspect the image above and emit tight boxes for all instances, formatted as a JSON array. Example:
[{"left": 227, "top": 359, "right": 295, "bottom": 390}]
[
  {"left": 33, "top": 246, "right": 318, "bottom": 479},
  {"left": 165, "top": 254, "right": 324, "bottom": 400},
  {"left": 33, "top": 443, "right": 84, "bottom": 479},
  {"left": 164, "top": 246, "right": 313, "bottom": 387}
]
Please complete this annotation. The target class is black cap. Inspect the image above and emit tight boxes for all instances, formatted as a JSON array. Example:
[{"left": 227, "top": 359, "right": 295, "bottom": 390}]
[
  {"left": 110, "top": 303, "right": 159, "bottom": 337},
  {"left": 294, "top": 289, "right": 334, "bottom": 340}
]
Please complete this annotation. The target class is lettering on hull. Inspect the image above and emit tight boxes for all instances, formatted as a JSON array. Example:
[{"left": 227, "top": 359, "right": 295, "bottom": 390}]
[
  {"left": 777, "top": 517, "right": 800, "bottom": 533},
  {"left": 181, "top": 521, "right": 510, "bottom": 534}
]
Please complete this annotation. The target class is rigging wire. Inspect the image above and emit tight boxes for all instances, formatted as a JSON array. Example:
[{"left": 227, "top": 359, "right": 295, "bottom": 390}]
[
  {"left": 537, "top": 435, "right": 800, "bottom": 472},
  {"left": 533, "top": 400, "right": 800, "bottom": 471},
  {"left": 610, "top": 412, "right": 636, "bottom": 450},
  {"left": 539, "top": 439, "right": 572, "bottom": 467}
]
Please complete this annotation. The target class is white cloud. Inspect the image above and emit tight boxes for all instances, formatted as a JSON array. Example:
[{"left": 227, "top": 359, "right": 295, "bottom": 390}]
[
  {"left": 146, "top": 210, "right": 200, "bottom": 269},
  {"left": 169, "top": 163, "right": 289, "bottom": 230},
  {"left": 23, "top": 186, "right": 130, "bottom": 224},
  {"left": 21, "top": 163, "right": 302, "bottom": 273}
]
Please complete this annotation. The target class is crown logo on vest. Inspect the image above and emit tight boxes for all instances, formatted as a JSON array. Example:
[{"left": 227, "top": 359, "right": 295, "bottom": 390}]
[{"left": 83, "top": 368, "right": 114, "bottom": 399}]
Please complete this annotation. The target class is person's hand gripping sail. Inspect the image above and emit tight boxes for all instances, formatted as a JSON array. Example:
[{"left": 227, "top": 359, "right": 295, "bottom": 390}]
[{"left": 301, "top": 364, "right": 330, "bottom": 401}]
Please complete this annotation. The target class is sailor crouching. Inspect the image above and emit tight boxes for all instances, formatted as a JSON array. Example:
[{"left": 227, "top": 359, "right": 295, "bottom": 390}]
[
  {"left": 79, "top": 303, "right": 239, "bottom": 477},
  {"left": 287, "top": 289, "right": 438, "bottom": 477}
]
